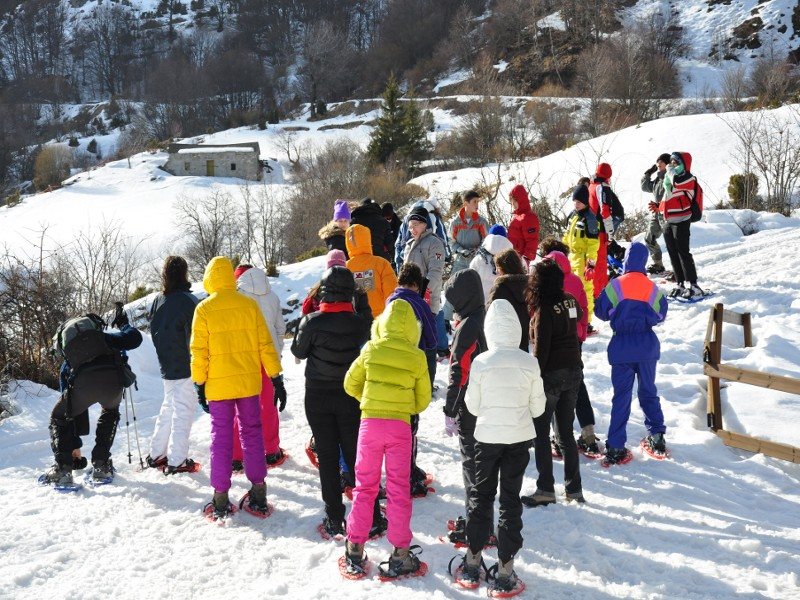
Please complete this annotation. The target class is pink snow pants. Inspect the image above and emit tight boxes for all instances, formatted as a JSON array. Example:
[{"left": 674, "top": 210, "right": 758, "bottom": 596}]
[
  {"left": 232, "top": 370, "right": 279, "bottom": 460},
  {"left": 209, "top": 395, "right": 265, "bottom": 492},
  {"left": 346, "top": 418, "right": 412, "bottom": 548}
]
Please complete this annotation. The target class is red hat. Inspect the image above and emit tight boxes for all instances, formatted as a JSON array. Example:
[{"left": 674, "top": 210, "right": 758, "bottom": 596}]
[
  {"left": 596, "top": 163, "right": 612, "bottom": 180},
  {"left": 234, "top": 264, "right": 253, "bottom": 279}
]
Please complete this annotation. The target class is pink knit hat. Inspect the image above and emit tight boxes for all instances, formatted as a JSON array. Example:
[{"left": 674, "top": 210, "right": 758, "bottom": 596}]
[{"left": 326, "top": 249, "right": 347, "bottom": 268}]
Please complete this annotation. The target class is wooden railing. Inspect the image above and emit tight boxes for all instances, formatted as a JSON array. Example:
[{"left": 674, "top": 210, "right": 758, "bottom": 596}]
[{"left": 703, "top": 303, "right": 800, "bottom": 463}]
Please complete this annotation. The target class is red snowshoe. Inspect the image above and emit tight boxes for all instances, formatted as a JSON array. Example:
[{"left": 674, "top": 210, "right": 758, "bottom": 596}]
[
  {"left": 203, "top": 501, "right": 236, "bottom": 522},
  {"left": 266, "top": 449, "right": 289, "bottom": 468},
  {"left": 339, "top": 552, "right": 370, "bottom": 580},
  {"left": 577, "top": 437, "right": 604, "bottom": 459},
  {"left": 487, "top": 562, "right": 525, "bottom": 598},
  {"left": 378, "top": 546, "right": 428, "bottom": 582},
  {"left": 164, "top": 458, "right": 201, "bottom": 475},
  {"left": 238, "top": 492, "right": 274, "bottom": 519},
  {"left": 640, "top": 435, "right": 671, "bottom": 460},
  {"left": 601, "top": 447, "right": 633, "bottom": 468},
  {"left": 305, "top": 437, "right": 319, "bottom": 469}
]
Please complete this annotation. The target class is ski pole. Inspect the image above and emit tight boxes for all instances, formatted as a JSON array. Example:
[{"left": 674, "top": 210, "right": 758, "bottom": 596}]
[
  {"left": 123, "top": 387, "right": 133, "bottom": 465},
  {"left": 127, "top": 387, "right": 145, "bottom": 470}
]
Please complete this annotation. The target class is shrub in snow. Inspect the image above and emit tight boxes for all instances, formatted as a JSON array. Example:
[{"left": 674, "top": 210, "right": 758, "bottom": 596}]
[
  {"left": 732, "top": 209, "right": 761, "bottom": 236},
  {"left": 727, "top": 173, "right": 760, "bottom": 210},
  {"left": 68, "top": 137, "right": 79, "bottom": 148}
]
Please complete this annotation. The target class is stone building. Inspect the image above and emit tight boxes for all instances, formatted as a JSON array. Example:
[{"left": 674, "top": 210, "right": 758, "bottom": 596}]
[{"left": 164, "top": 142, "right": 262, "bottom": 180}]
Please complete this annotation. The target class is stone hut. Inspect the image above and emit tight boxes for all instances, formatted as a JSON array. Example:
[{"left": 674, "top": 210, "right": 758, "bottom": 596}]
[{"left": 164, "top": 142, "right": 262, "bottom": 180}]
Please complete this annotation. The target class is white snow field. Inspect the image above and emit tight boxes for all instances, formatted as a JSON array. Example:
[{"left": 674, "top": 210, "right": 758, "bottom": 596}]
[{"left": 1, "top": 221, "right": 800, "bottom": 600}]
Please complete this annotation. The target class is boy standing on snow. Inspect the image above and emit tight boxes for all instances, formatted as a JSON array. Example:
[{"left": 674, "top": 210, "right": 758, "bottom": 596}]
[
  {"left": 563, "top": 182, "right": 600, "bottom": 320},
  {"left": 191, "top": 256, "right": 283, "bottom": 519},
  {"left": 594, "top": 242, "right": 669, "bottom": 466},
  {"left": 507, "top": 184, "right": 540, "bottom": 267},
  {"left": 341, "top": 299, "right": 431, "bottom": 579},
  {"left": 451, "top": 299, "right": 546, "bottom": 596},
  {"left": 641, "top": 153, "right": 671, "bottom": 275}
]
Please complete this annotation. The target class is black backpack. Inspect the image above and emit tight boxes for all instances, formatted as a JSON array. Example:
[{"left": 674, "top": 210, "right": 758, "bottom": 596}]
[{"left": 53, "top": 314, "right": 113, "bottom": 369}]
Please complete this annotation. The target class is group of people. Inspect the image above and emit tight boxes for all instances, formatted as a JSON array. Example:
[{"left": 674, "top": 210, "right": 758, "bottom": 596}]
[{"left": 41, "top": 156, "right": 699, "bottom": 593}]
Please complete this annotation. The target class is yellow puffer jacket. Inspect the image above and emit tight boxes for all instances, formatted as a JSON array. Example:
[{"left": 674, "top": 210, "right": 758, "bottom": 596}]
[
  {"left": 345, "top": 224, "right": 397, "bottom": 318},
  {"left": 190, "top": 256, "right": 282, "bottom": 401},
  {"left": 344, "top": 299, "right": 431, "bottom": 423}
]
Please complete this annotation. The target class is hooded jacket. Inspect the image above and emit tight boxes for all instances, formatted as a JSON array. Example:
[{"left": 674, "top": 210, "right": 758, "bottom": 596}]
[
  {"left": 190, "top": 256, "right": 282, "bottom": 401},
  {"left": 488, "top": 274, "right": 529, "bottom": 351},
  {"left": 291, "top": 266, "right": 372, "bottom": 388},
  {"left": 547, "top": 251, "right": 589, "bottom": 342},
  {"left": 344, "top": 299, "right": 431, "bottom": 423},
  {"left": 403, "top": 229, "right": 446, "bottom": 313},
  {"left": 237, "top": 267, "right": 286, "bottom": 354},
  {"left": 345, "top": 224, "right": 397, "bottom": 317},
  {"left": 468, "top": 233, "right": 514, "bottom": 301},
  {"left": 350, "top": 199, "right": 393, "bottom": 261},
  {"left": 149, "top": 282, "right": 198, "bottom": 380},
  {"left": 387, "top": 287, "right": 438, "bottom": 351},
  {"left": 394, "top": 201, "right": 450, "bottom": 268},
  {"left": 660, "top": 151, "right": 697, "bottom": 224},
  {"left": 465, "top": 300, "right": 546, "bottom": 444},
  {"left": 508, "top": 184, "right": 540, "bottom": 261},
  {"left": 594, "top": 242, "right": 668, "bottom": 364},
  {"left": 318, "top": 221, "right": 348, "bottom": 258},
  {"left": 444, "top": 269, "right": 487, "bottom": 417},
  {"left": 449, "top": 207, "right": 489, "bottom": 271}
]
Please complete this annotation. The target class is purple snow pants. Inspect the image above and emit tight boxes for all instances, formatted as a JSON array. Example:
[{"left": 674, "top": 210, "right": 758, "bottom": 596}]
[
  {"left": 209, "top": 395, "right": 266, "bottom": 492},
  {"left": 346, "top": 418, "right": 412, "bottom": 548}
]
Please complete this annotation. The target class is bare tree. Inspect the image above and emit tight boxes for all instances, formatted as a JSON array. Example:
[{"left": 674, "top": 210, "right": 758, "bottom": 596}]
[
  {"left": 76, "top": 4, "right": 140, "bottom": 96},
  {"left": 240, "top": 184, "right": 287, "bottom": 269},
  {"left": 720, "top": 66, "right": 749, "bottom": 112},
  {"left": 297, "top": 20, "right": 355, "bottom": 115}
]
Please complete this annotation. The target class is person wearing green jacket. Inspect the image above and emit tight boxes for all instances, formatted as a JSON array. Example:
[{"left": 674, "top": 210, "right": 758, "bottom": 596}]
[{"left": 340, "top": 300, "right": 432, "bottom": 580}]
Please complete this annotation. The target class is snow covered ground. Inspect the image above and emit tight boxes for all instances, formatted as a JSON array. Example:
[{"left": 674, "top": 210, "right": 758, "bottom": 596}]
[{"left": 1, "top": 221, "right": 799, "bottom": 599}]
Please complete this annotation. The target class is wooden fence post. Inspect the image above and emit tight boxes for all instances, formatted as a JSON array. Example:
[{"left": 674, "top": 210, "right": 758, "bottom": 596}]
[
  {"left": 706, "top": 304, "right": 724, "bottom": 431},
  {"left": 742, "top": 312, "right": 753, "bottom": 348}
]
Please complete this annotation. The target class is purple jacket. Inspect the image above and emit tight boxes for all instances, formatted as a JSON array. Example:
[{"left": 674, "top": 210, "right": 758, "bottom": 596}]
[{"left": 387, "top": 287, "right": 438, "bottom": 351}]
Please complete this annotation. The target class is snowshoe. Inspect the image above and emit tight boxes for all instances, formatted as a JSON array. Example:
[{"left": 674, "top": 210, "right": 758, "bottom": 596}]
[
  {"left": 38, "top": 465, "right": 82, "bottom": 493},
  {"left": 521, "top": 491, "right": 556, "bottom": 508},
  {"left": 164, "top": 458, "right": 201, "bottom": 475},
  {"left": 266, "top": 449, "right": 289, "bottom": 468},
  {"left": 339, "top": 543, "right": 370, "bottom": 580},
  {"left": 239, "top": 484, "right": 274, "bottom": 519},
  {"left": 577, "top": 436, "right": 604, "bottom": 459},
  {"left": 646, "top": 263, "right": 666, "bottom": 276},
  {"left": 448, "top": 552, "right": 484, "bottom": 589},
  {"left": 640, "top": 434, "right": 671, "bottom": 460},
  {"left": 672, "top": 289, "right": 715, "bottom": 304},
  {"left": 550, "top": 437, "right": 563, "bottom": 459},
  {"left": 378, "top": 545, "right": 428, "bottom": 581},
  {"left": 203, "top": 492, "right": 236, "bottom": 522},
  {"left": 88, "top": 460, "right": 114, "bottom": 486},
  {"left": 601, "top": 447, "right": 633, "bottom": 468},
  {"left": 410, "top": 475, "right": 435, "bottom": 498},
  {"left": 145, "top": 455, "right": 168, "bottom": 470},
  {"left": 318, "top": 517, "right": 346, "bottom": 541},
  {"left": 441, "top": 518, "right": 496, "bottom": 549},
  {"left": 487, "top": 560, "right": 526, "bottom": 598},
  {"left": 305, "top": 437, "right": 319, "bottom": 469}
]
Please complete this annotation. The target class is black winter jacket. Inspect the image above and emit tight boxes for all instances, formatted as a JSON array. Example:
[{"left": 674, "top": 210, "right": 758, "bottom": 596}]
[
  {"left": 351, "top": 200, "right": 393, "bottom": 262},
  {"left": 488, "top": 274, "right": 530, "bottom": 351},
  {"left": 149, "top": 283, "right": 199, "bottom": 380},
  {"left": 444, "top": 269, "right": 487, "bottom": 417}
]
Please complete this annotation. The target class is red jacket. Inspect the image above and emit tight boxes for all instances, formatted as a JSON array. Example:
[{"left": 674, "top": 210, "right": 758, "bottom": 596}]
[
  {"left": 507, "top": 185, "right": 540, "bottom": 261},
  {"left": 659, "top": 151, "right": 696, "bottom": 223}
]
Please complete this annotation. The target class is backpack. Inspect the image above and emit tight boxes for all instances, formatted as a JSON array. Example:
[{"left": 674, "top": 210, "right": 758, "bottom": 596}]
[
  {"left": 607, "top": 186, "right": 625, "bottom": 223},
  {"left": 53, "top": 314, "right": 113, "bottom": 370},
  {"left": 690, "top": 180, "right": 704, "bottom": 222}
]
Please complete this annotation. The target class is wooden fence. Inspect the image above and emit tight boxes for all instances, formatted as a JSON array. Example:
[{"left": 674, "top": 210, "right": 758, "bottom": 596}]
[{"left": 703, "top": 303, "right": 800, "bottom": 463}]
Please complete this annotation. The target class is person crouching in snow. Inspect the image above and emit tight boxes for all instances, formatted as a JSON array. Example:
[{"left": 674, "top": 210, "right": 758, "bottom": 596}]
[
  {"left": 594, "top": 242, "right": 669, "bottom": 466},
  {"left": 191, "top": 256, "right": 283, "bottom": 520},
  {"left": 451, "top": 299, "right": 546, "bottom": 596},
  {"left": 341, "top": 299, "right": 432, "bottom": 579},
  {"left": 146, "top": 255, "right": 200, "bottom": 474},
  {"left": 231, "top": 264, "right": 287, "bottom": 469}
]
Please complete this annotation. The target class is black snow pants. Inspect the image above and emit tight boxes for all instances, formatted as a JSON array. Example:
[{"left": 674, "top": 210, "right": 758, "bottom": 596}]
[
  {"left": 663, "top": 219, "right": 697, "bottom": 285},
  {"left": 466, "top": 440, "right": 530, "bottom": 563}
]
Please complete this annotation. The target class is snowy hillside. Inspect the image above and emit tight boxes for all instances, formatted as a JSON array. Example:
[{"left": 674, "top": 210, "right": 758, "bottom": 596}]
[{"left": 1, "top": 220, "right": 800, "bottom": 599}]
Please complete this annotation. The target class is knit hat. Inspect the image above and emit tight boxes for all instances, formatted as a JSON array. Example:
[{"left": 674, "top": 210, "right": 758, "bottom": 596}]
[
  {"left": 657, "top": 153, "right": 671, "bottom": 164},
  {"left": 381, "top": 202, "right": 394, "bottom": 217},
  {"left": 488, "top": 224, "right": 507, "bottom": 237},
  {"left": 669, "top": 152, "right": 684, "bottom": 166},
  {"left": 407, "top": 205, "right": 429, "bottom": 225},
  {"left": 326, "top": 249, "right": 347, "bottom": 268},
  {"left": 595, "top": 163, "right": 612, "bottom": 180},
  {"left": 333, "top": 199, "right": 350, "bottom": 221},
  {"left": 234, "top": 264, "right": 253, "bottom": 279},
  {"left": 572, "top": 185, "right": 589, "bottom": 205}
]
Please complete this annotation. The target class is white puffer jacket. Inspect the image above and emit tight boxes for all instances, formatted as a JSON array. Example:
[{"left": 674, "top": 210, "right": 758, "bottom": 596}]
[
  {"left": 465, "top": 299, "right": 546, "bottom": 444},
  {"left": 468, "top": 234, "right": 514, "bottom": 302},
  {"left": 237, "top": 267, "right": 286, "bottom": 357}
]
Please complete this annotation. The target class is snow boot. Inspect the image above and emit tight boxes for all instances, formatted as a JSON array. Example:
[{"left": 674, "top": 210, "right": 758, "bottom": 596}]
[
  {"left": 646, "top": 263, "right": 666, "bottom": 275},
  {"left": 565, "top": 490, "right": 586, "bottom": 503},
  {"left": 265, "top": 449, "right": 286, "bottom": 466},
  {"left": 446, "top": 516, "right": 467, "bottom": 545},
  {"left": 340, "top": 541, "right": 368, "bottom": 579},
  {"left": 243, "top": 482, "right": 270, "bottom": 516},
  {"left": 602, "top": 446, "right": 633, "bottom": 467},
  {"left": 231, "top": 460, "right": 244, "bottom": 473},
  {"left": 449, "top": 549, "right": 483, "bottom": 588},
  {"left": 487, "top": 558, "right": 525, "bottom": 597},
  {"left": 521, "top": 489, "right": 556, "bottom": 508},
  {"left": 319, "top": 516, "right": 346, "bottom": 540},
  {"left": 378, "top": 545, "right": 425, "bottom": 579},
  {"left": 205, "top": 490, "right": 234, "bottom": 520},
  {"left": 641, "top": 433, "right": 670, "bottom": 459},
  {"left": 146, "top": 455, "right": 168, "bottom": 469},
  {"left": 41, "top": 463, "right": 74, "bottom": 487},
  {"left": 164, "top": 458, "right": 199, "bottom": 475},
  {"left": 577, "top": 432, "right": 603, "bottom": 458},
  {"left": 91, "top": 459, "right": 114, "bottom": 481},
  {"left": 681, "top": 284, "right": 705, "bottom": 300}
]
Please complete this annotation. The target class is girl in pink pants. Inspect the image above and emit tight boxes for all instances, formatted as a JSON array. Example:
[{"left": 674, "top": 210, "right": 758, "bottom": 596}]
[{"left": 341, "top": 299, "right": 432, "bottom": 579}]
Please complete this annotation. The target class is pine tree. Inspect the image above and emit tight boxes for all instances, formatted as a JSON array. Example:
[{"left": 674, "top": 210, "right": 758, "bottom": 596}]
[
  {"left": 399, "top": 97, "right": 432, "bottom": 167},
  {"left": 367, "top": 74, "right": 406, "bottom": 165}
]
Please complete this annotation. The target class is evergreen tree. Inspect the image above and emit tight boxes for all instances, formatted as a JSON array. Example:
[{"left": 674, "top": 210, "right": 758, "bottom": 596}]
[
  {"left": 367, "top": 74, "right": 406, "bottom": 165},
  {"left": 399, "top": 97, "right": 432, "bottom": 167}
]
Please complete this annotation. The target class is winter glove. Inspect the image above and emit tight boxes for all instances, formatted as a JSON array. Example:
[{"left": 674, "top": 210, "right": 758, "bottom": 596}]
[
  {"left": 444, "top": 415, "right": 459, "bottom": 437},
  {"left": 111, "top": 307, "right": 129, "bottom": 329},
  {"left": 272, "top": 375, "right": 287, "bottom": 412},
  {"left": 645, "top": 164, "right": 658, "bottom": 177},
  {"left": 194, "top": 383, "right": 209, "bottom": 413},
  {"left": 648, "top": 201, "right": 659, "bottom": 214},
  {"left": 584, "top": 260, "right": 596, "bottom": 281}
]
